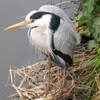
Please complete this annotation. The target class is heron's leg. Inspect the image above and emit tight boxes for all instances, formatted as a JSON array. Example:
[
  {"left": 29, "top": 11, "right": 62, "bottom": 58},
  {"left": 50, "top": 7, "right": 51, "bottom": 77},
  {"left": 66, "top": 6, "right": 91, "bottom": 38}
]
[
  {"left": 63, "top": 63, "right": 67, "bottom": 88},
  {"left": 46, "top": 55, "right": 51, "bottom": 92},
  {"left": 41, "top": 55, "right": 52, "bottom": 96},
  {"left": 58, "top": 63, "right": 68, "bottom": 99}
]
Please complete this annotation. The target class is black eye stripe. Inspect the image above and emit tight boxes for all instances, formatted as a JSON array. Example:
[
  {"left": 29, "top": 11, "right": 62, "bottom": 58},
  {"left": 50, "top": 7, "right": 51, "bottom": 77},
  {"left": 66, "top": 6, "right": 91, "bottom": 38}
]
[
  {"left": 30, "top": 11, "right": 64, "bottom": 20},
  {"left": 30, "top": 12, "right": 46, "bottom": 19}
]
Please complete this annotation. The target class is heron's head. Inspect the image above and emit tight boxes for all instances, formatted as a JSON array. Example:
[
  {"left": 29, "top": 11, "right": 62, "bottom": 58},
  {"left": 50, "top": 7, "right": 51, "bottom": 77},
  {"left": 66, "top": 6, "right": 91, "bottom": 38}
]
[{"left": 4, "top": 10, "right": 52, "bottom": 31}]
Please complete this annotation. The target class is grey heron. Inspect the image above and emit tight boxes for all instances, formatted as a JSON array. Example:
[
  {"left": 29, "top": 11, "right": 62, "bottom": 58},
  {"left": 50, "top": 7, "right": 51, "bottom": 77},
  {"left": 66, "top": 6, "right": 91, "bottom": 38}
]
[{"left": 4, "top": 5, "right": 78, "bottom": 95}]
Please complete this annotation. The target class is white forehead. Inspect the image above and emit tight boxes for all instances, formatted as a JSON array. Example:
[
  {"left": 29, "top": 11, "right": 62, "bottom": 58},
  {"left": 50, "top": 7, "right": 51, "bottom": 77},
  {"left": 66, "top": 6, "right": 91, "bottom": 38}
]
[{"left": 25, "top": 10, "right": 37, "bottom": 21}]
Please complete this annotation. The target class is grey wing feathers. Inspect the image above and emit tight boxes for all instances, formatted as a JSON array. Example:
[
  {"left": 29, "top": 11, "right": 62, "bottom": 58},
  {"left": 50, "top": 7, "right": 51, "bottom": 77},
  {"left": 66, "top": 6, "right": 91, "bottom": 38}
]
[
  {"left": 52, "top": 19, "right": 77, "bottom": 68},
  {"left": 54, "top": 19, "right": 76, "bottom": 58},
  {"left": 39, "top": 5, "right": 78, "bottom": 68},
  {"left": 39, "top": 5, "right": 78, "bottom": 42}
]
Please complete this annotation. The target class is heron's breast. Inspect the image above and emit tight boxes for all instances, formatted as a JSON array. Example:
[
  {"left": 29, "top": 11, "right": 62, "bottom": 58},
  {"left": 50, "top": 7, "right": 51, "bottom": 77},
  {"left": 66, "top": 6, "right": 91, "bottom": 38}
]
[{"left": 29, "top": 30, "right": 50, "bottom": 54}]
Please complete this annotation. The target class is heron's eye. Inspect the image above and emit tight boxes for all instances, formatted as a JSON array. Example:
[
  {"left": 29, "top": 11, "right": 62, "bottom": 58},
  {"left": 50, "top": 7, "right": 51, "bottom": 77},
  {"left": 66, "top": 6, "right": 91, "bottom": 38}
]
[{"left": 31, "top": 19, "right": 34, "bottom": 23}]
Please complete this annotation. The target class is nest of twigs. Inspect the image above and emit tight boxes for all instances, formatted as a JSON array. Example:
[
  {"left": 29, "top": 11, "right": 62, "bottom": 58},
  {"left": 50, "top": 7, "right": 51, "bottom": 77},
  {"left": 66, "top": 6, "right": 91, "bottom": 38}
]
[{"left": 8, "top": 43, "right": 97, "bottom": 100}]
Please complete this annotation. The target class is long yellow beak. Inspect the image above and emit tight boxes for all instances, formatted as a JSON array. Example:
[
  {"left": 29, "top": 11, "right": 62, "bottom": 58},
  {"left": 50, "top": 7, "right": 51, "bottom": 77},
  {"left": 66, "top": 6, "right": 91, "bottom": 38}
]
[{"left": 4, "top": 21, "right": 30, "bottom": 31}]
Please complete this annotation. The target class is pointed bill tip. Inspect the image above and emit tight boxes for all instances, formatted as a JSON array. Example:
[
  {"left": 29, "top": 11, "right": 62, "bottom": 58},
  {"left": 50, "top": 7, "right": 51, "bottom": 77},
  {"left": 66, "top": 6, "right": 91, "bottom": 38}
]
[
  {"left": 4, "top": 27, "right": 13, "bottom": 31},
  {"left": 4, "top": 21, "right": 30, "bottom": 31}
]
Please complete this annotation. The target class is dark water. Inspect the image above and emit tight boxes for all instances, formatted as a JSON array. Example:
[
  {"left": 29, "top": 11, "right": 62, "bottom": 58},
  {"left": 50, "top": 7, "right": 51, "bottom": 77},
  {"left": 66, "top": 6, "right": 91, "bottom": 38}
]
[{"left": 0, "top": 0, "right": 78, "bottom": 99}]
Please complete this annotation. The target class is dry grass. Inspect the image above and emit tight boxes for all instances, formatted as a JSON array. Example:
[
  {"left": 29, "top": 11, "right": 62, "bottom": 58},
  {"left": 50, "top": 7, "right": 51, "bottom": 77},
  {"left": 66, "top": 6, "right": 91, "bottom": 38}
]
[{"left": 8, "top": 43, "right": 97, "bottom": 100}]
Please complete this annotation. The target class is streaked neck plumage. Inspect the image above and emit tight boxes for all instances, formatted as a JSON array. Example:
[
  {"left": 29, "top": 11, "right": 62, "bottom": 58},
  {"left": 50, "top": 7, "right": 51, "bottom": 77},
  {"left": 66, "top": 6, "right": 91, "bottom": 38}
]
[{"left": 28, "top": 14, "right": 53, "bottom": 56}]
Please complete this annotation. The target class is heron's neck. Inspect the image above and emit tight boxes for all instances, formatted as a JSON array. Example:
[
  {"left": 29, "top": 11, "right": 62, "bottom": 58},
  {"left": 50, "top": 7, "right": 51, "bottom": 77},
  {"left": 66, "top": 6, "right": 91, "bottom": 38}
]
[{"left": 28, "top": 27, "right": 53, "bottom": 55}]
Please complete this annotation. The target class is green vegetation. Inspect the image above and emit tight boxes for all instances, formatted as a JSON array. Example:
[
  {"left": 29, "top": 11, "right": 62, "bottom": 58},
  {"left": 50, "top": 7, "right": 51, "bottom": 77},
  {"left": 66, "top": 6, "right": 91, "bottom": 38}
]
[
  {"left": 86, "top": 48, "right": 100, "bottom": 100},
  {"left": 73, "top": 0, "right": 100, "bottom": 99},
  {"left": 74, "top": 0, "right": 100, "bottom": 50}
]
